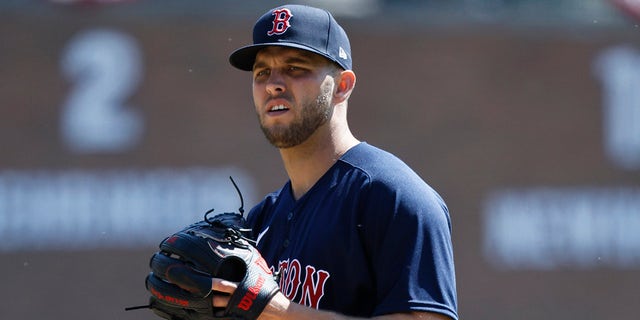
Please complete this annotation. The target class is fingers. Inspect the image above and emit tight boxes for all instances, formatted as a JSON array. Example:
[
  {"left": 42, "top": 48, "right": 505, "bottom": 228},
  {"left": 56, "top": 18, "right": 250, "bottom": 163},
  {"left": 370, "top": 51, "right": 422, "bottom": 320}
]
[
  {"left": 212, "top": 293, "right": 231, "bottom": 308},
  {"left": 212, "top": 277, "right": 238, "bottom": 294},
  {"left": 211, "top": 278, "right": 237, "bottom": 309}
]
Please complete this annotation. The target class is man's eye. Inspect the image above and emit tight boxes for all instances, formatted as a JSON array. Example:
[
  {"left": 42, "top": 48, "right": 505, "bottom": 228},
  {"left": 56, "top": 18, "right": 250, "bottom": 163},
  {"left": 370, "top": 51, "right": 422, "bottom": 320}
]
[
  {"left": 255, "top": 70, "right": 269, "bottom": 78},
  {"left": 287, "top": 66, "right": 307, "bottom": 74}
]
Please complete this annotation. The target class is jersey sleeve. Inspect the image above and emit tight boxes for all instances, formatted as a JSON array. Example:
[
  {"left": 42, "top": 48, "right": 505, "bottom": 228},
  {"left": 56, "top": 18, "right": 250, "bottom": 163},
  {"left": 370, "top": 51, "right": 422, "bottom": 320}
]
[{"left": 362, "top": 178, "right": 458, "bottom": 319}]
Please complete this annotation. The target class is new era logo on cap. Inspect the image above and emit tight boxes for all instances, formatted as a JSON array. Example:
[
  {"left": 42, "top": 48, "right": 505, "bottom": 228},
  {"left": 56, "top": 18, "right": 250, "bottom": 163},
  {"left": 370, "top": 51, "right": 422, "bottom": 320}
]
[
  {"left": 339, "top": 47, "right": 348, "bottom": 60},
  {"left": 229, "top": 4, "right": 352, "bottom": 71}
]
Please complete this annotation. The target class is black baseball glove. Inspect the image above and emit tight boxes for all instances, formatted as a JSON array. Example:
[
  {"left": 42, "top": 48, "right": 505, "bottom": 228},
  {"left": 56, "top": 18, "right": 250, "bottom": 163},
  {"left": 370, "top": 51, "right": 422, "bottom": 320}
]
[
  {"left": 127, "top": 179, "right": 279, "bottom": 320},
  {"left": 134, "top": 212, "right": 279, "bottom": 320}
]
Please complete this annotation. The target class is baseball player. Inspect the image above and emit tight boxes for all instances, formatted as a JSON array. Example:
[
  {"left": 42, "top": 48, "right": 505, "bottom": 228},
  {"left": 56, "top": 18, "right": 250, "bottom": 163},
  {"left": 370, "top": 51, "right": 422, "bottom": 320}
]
[{"left": 217, "top": 4, "right": 458, "bottom": 320}]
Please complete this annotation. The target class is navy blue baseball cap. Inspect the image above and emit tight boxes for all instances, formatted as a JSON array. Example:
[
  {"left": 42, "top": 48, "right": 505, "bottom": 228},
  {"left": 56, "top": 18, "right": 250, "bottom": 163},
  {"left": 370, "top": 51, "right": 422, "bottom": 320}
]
[{"left": 229, "top": 4, "right": 352, "bottom": 71}]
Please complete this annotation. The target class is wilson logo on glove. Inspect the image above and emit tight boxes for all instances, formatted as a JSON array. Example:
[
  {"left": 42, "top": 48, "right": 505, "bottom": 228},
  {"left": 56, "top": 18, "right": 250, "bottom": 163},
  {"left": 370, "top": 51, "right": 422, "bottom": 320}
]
[{"left": 238, "top": 274, "right": 266, "bottom": 311}]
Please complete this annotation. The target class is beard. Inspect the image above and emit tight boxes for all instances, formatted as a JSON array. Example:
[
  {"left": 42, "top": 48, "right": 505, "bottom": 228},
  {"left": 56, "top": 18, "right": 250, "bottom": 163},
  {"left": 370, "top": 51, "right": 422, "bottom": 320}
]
[{"left": 259, "top": 88, "right": 333, "bottom": 149}]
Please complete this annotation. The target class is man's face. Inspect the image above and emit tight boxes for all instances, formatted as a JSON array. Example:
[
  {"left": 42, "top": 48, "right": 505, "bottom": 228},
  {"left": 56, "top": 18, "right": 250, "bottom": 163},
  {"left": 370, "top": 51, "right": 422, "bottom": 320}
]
[{"left": 252, "top": 47, "right": 337, "bottom": 148}]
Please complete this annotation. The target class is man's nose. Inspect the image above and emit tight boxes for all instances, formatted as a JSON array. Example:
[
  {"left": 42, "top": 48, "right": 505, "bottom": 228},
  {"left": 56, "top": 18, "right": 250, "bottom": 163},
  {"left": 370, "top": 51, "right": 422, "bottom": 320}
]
[{"left": 265, "top": 71, "right": 285, "bottom": 95}]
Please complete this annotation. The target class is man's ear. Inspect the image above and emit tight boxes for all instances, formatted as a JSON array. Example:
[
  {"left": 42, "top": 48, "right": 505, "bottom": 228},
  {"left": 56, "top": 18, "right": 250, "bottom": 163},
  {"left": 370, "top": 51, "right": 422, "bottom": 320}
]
[{"left": 335, "top": 70, "right": 356, "bottom": 102}]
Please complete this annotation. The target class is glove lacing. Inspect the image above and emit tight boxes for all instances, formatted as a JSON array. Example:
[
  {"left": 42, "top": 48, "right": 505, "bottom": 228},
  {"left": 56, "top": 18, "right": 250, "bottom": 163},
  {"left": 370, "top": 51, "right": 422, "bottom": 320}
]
[{"left": 201, "top": 176, "right": 256, "bottom": 247}]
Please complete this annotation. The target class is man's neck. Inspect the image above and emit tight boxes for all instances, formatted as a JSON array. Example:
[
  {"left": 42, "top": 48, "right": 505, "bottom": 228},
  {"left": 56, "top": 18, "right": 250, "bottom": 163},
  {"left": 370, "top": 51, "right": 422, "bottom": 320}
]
[{"left": 279, "top": 130, "right": 359, "bottom": 200}]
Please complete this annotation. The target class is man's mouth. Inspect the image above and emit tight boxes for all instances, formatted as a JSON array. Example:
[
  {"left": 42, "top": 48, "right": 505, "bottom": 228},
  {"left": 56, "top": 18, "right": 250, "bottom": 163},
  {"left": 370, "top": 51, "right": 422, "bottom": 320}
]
[{"left": 269, "top": 104, "right": 289, "bottom": 113}]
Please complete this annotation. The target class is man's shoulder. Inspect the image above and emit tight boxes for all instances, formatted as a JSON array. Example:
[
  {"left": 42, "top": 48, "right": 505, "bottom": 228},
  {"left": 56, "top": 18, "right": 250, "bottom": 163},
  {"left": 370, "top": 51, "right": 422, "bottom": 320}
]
[
  {"left": 340, "top": 142, "right": 446, "bottom": 207},
  {"left": 341, "top": 142, "right": 403, "bottom": 168},
  {"left": 340, "top": 142, "right": 419, "bottom": 182}
]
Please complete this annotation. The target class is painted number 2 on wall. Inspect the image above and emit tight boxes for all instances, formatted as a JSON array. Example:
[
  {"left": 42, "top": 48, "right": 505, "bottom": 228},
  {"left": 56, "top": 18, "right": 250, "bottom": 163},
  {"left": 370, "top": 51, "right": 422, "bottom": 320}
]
[{"left": 59, "top": 28, "right": 144, "bottom": 154}]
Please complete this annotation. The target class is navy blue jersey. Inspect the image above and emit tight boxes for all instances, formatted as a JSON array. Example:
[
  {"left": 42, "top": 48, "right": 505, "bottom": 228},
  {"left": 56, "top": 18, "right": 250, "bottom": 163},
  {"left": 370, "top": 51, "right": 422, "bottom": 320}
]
[{"left": 246, "top": 142, "right": 458, "bottom": 319}]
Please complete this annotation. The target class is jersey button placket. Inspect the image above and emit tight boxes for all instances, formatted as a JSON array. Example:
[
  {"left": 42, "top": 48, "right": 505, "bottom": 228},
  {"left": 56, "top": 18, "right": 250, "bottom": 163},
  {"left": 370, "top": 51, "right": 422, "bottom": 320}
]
[
  {"left": 280, "top": 211, "right": 293, "bottom": 252},
  {"left": 283, "top": 211, "right": 293, "bottom": 248}
]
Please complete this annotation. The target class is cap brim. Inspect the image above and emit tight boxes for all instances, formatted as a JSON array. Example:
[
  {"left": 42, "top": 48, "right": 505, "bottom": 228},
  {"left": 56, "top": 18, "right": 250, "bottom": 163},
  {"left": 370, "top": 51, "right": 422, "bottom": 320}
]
[{"left": 229, "top": 42, "right": 343, "bottom": 71}]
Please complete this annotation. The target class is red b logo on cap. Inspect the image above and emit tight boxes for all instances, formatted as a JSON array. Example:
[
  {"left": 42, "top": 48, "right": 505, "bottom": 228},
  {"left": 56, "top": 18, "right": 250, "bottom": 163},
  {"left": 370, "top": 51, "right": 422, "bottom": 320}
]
[{"left": 267, "top": 8, "right": 293, "bottom": 36}]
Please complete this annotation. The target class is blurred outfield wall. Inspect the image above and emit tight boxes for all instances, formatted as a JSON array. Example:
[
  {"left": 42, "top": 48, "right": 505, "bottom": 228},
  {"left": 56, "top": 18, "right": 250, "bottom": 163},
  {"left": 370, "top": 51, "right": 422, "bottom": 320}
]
[{"left": 1, "top": 2, "right": 640, "bottom": 320}]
